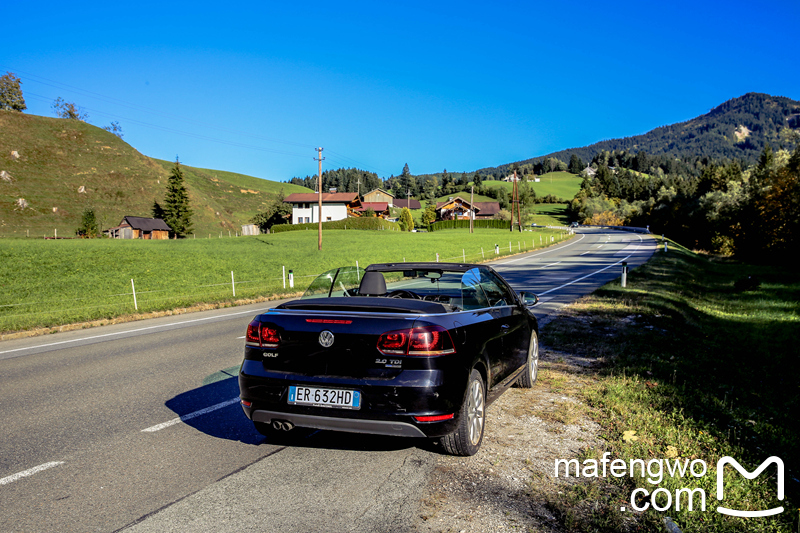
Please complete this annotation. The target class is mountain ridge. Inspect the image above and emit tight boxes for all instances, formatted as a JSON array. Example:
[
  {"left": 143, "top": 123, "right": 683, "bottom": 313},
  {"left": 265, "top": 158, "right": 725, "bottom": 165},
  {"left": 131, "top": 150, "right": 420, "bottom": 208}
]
[{"left": 476, "top": 92, "right": 800, "bottom": 177}]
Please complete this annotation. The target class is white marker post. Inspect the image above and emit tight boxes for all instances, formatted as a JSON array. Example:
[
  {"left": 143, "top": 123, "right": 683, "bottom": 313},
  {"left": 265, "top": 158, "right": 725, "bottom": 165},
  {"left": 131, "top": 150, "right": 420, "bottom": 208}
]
[
  {"left": 131, "top": 279, "right": 138, "bottom": 311},
  {"left": 231, "top": 271, "right": 236, "bottom": 297}
]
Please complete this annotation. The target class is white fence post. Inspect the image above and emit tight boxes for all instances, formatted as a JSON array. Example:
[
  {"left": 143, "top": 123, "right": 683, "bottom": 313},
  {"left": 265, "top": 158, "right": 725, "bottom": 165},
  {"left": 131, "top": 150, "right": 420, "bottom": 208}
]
[
  {"left": 231, "top": 271, "right": 236, "bottom": 297},
  {"left": 131, "top": 279, "right": 138, "bottom": 311},
  {"left": 283, "top": 266, "right": 286, "bottom": 288},
  {"left": 462, "top": 249, "right": 465, "bottom": 262},
  {"left": 289, "top": 270, "right": 294, "bottom": 289}
]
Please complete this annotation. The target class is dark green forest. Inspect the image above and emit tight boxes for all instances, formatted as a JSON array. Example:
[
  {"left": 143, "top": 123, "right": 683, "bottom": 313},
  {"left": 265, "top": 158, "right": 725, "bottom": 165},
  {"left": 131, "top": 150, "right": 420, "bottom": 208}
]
[{"left": 568, "top": 142, "right": 800, "bottom": 262}]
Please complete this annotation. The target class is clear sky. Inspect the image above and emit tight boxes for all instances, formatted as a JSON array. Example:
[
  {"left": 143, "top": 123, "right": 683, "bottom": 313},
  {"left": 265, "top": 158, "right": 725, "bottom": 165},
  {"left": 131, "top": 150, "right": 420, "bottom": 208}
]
[{"left": 4, "top": 0, "right": 798, "bottom": 182}]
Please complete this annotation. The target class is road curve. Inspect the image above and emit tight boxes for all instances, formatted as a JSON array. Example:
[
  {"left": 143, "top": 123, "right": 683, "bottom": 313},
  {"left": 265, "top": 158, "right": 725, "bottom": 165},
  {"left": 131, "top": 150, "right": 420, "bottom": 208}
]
[{"left": 0, "top": 228, "right": 656, "bottom": 532}]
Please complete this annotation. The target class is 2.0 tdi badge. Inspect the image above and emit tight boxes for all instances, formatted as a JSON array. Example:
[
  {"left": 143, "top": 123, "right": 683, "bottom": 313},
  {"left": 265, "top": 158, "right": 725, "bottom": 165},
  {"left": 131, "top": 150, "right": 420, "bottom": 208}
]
[{"left": 319, "top": 330, "right": 334, "bottom": 347}]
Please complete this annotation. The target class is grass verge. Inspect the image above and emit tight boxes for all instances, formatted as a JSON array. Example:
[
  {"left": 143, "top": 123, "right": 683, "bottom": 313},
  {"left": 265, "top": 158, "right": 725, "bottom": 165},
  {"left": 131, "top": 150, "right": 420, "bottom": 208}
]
[{"left": 541, "top": 241, "right": 799, "bottom": 532}]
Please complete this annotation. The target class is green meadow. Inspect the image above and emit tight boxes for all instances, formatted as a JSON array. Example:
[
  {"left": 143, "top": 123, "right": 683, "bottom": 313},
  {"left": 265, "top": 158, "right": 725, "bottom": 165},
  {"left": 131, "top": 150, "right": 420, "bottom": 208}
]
[
  {"left": 541, "top": 241, "right": 799, "bottom": 532},
  {"left": 481, "top": 171, "right": 583, "bottom": 200},
  {"left": 0, "top": 227, "right": 569, "bottom": 333}
]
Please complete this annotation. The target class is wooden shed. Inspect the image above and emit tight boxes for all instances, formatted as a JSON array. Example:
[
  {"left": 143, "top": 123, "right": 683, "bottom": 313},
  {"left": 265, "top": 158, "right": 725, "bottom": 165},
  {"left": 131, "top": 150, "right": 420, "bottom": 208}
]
[
  {"left": 106, "top": 216, "right": 172, "bottom": 239},
  {"left": 363, "top": 188, "right": 395, "bottom": 206}
]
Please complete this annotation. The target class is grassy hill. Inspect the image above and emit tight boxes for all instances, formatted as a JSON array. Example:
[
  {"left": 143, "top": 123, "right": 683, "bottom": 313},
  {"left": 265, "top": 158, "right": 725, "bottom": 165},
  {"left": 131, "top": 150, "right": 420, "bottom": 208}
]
[
  {"left": 480, "top": 172, "right": 582, "bottom": 200},
  {"left": 0, "top": 111, "right": 311, "bottom": 238}
]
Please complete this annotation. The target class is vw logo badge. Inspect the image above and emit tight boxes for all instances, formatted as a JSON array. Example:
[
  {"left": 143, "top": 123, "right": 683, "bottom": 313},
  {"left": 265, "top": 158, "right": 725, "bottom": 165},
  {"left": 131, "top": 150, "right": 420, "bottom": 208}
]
[{"left": 319, "top": 330, "right": 334, "bottom": 348}]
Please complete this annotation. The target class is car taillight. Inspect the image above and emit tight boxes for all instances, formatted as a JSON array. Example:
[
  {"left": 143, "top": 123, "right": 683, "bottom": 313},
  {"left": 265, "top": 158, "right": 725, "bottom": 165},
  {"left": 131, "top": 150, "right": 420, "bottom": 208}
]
[
  {"left": 377, "top": 326, "right": 455, "bottom": 356},
  {"left": 414, "top": 413, "right": 454, "bottom": 422},
  {"left": 246, "top": 320, "right": 280, "bottom": 348}
]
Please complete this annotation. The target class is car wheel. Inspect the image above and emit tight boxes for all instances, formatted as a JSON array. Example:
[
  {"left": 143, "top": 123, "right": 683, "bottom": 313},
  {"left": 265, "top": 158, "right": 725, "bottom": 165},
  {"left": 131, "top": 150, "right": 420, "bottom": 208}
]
[
  {"left": 439, "top": 368, "right": 485, "bottom": 456},
  {"left": 516, "top": 330, "right": 539, "bottom": 388}
]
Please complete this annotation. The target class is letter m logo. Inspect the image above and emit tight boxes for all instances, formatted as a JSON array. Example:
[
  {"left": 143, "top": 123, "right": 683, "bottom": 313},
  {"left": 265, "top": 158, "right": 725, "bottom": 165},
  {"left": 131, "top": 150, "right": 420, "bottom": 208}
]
[{"left": 716, "top": 456, "right": 784, "bottom": 517}]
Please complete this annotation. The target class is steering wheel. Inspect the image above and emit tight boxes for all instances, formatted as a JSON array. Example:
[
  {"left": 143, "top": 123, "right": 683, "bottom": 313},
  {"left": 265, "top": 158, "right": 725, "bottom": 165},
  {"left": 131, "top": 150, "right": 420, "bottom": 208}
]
[{"left": 387, "top": 290, "right": 418, "bottom": 299}]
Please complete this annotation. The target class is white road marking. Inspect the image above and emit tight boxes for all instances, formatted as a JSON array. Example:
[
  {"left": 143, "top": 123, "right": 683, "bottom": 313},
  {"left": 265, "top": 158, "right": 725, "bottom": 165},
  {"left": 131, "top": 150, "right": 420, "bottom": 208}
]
[
  {"left": 538, "top": 262, "right": 562, "bottom": 269},
  {"left": 538, "top": 235, "right": 644, "bottom": 297},
  {"left": 141, "top": 397, "right": 240, "bottom": 433},
  {"left": 0, "top": 308, "right": 269, "bottom": 356},
  {"left": 493, "top": 234, "right": 586, "bottom": 265},
  {"left": 0, "top": 461, "right": 64, "bottom": 486}
]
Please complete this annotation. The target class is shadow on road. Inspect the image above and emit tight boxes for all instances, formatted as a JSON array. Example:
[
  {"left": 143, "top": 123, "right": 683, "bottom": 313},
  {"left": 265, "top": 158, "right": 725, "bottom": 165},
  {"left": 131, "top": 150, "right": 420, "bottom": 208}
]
[{"left": 164, "top": 375, "right": 438, "bottom": 454}]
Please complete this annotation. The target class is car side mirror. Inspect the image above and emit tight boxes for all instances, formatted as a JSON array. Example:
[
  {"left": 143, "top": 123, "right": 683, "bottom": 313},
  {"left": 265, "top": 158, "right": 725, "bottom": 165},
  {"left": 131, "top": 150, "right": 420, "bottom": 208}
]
[{"left": 518, "top": 292, "right": 539, "bottom": 307}]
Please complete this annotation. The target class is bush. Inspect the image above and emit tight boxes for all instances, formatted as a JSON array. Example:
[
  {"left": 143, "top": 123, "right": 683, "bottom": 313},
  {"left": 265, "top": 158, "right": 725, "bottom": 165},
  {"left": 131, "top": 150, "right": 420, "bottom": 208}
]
[
  {"left": 427, "top": 219, "right": 510, "bottom": 232},
  {"left": 270, "top": 217, "right": 400, "bottom": 233}
]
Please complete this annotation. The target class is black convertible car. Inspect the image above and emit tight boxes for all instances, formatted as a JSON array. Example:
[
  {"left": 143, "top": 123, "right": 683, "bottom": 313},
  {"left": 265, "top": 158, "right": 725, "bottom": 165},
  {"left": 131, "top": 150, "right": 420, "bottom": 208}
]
[{"left": 238, "top": 262, "right": 539, "bottom": 456}]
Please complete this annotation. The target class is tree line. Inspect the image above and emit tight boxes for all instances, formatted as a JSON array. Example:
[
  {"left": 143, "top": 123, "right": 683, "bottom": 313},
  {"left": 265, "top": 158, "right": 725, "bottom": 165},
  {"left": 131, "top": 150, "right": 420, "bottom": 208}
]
[{"left": 568, "top": 142, "right": 800, "bottom": 262}]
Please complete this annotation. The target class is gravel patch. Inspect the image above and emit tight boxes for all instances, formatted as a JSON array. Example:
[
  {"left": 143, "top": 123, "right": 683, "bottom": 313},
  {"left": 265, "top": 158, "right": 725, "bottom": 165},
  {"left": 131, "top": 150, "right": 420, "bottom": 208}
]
[{"left": 410, "top": 347, "right": 601, "bottom": 533}]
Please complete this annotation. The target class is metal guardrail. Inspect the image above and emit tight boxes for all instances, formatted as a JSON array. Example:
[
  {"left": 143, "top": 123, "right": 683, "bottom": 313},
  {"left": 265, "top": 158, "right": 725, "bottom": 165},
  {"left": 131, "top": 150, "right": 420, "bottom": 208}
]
[{"left": 575, "top": 224, "right": 651, "bottom": 234}]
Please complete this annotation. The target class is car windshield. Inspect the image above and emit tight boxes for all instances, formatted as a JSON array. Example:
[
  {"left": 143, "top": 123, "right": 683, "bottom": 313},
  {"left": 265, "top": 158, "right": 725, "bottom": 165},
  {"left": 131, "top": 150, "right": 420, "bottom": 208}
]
[
  {"left": 301, "top": 266, "right": 364, "bottom": 298},
  {"left": 301, "top": 265, "right": 512, "bottom": 311}
]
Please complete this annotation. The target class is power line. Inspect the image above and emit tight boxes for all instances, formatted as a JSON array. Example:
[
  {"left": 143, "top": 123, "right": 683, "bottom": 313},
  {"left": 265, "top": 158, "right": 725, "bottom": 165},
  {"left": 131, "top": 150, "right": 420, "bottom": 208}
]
[
  {"left": 5, "top": 66, "right": 315, "bottom": 150},
  {"left": 8, "top": 66, "right": 399, "bottom": 177},
  {"left": 24, "top": 92, "right": 311, "bottom": 159}
]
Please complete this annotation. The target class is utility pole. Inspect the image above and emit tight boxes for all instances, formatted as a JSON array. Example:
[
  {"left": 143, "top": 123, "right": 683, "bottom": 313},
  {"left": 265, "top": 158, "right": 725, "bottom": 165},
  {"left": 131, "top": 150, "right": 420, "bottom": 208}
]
[
  {"left": 315, "top": 147, "right": 324, "bottom": 250},
  {"left": 470, "top": 185, "right": 474, "bottom": 234},
  {"left": 510, "top": 169, "right": 522, "bottom": 232}
]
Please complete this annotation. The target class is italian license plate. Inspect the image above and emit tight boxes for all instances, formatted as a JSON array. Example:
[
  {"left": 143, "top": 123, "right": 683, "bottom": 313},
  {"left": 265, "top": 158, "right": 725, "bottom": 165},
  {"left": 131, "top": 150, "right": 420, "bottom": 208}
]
[{"left": 288, "top": 386, "right": 361, "bottom": 410}]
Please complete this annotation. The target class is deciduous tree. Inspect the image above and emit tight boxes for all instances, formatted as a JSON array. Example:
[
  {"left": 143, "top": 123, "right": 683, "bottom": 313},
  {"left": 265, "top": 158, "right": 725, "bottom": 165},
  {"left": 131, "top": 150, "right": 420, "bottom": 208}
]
[
  {"left": 52, "top": 97, "right": 88, "bottom": 121},
  {"left": 399, "top": 207, "right": 414, "bottom": 231},
  {"left": 251, "top": 190, "right": 292, "bottom": 231},
  {"left": 0, "top": 72, "right": 26, "bottom": 111},
  {"left": 103, "top": 121, "right": 123, "bottom": 138}
]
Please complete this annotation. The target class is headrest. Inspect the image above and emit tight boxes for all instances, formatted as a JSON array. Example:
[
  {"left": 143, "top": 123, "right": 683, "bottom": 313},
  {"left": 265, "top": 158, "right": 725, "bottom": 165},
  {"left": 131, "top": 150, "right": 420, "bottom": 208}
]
[{"left": 358, "top": 271, "right": 387, "bottom": 296}]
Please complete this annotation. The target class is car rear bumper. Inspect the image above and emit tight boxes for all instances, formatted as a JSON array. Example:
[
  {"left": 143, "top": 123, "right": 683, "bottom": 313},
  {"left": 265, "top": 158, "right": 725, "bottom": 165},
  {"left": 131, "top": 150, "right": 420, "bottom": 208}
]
[
  {"left": 250, "top": 409, "right": 428, "bottom": 438},
  {"left": 239, "top": 360, "right": 467, "bottom": 438}
]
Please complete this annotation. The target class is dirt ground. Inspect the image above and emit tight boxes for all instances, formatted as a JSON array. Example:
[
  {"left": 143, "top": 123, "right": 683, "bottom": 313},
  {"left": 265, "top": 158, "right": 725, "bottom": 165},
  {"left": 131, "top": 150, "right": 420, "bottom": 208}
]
[{"left": 411, "top": 345, "right": 603, "bottom": 533}]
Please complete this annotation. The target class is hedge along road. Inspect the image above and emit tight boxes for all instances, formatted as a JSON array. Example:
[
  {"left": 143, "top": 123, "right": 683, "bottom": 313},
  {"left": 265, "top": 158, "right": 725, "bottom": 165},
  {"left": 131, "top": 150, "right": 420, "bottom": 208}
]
[{"left": 0, "top": 228, "right": 656, "bottom": 533}]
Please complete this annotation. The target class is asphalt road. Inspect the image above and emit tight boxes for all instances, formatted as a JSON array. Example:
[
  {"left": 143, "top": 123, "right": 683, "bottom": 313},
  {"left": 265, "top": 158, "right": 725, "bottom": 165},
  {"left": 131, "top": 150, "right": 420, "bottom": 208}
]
[{"left": 0, "top": 228, "right": 656, "bottom": 532}]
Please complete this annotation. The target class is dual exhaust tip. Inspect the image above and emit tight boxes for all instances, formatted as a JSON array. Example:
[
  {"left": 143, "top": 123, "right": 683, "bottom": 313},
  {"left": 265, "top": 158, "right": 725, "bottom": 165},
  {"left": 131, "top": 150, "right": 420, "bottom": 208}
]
[{"left": 272, "top": 419, "right": 295, "bottom": 432}]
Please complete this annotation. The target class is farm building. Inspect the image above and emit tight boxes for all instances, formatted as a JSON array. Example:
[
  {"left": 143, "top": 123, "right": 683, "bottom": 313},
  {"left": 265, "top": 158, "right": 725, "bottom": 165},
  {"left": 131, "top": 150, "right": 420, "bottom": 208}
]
[
  {"left": 105, "top": 216, "right": 172, "bottom": 239},
  {"left": 393, "top": 198, "right": 422, "bottom": 210},
  {"left": 241, "top": 224, "right": 261, "bottom": 236},
  {"left": 363, "top": 188, "right": 395, "bottom": 206},
  {"left": 435, "top": 197, "right": 501, "bottom": 221},
  {"left": 353, "top": 202, "right": 390, "bottom": 218},
  {"left": 284, "top": 192, "right": 362, "bottom": 224}
]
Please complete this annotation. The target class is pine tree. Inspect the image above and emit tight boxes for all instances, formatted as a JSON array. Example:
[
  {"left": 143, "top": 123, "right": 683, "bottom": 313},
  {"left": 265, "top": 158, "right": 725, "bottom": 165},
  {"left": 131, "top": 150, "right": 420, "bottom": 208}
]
[
  {"left": 0, "top": 72, "right": 26, "bottom": 111},
  {"left": 162, "top": 160, "right": 193, "bottom": 238},
  {"left": 568, "top": 154, "right": 584, "bottom": 174},
  {"left": 75, "top": 208, "right": 100, "bottom": 238}
]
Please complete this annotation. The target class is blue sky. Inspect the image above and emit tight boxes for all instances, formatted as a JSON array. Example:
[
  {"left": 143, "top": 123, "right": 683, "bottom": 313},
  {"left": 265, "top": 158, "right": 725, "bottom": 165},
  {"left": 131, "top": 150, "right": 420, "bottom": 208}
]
[{"left": 4, "top": 0, "right": 798, "bottom": 182}]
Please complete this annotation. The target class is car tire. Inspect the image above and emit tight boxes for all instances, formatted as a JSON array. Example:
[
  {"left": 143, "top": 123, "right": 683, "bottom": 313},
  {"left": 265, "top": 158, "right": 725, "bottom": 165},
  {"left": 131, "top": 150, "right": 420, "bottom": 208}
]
[
  {"left": 516, "top": 330, "right": 539, "bottom": 388},
  {"left": 439, "top": 368, "right": 485, "bottom": 456}
]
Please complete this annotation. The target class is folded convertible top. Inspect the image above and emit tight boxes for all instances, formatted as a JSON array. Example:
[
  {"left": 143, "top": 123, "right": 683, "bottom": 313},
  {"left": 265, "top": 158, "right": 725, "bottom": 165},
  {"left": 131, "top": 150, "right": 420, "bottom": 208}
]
[{"left": 276, "top": 296, "right": 448, "bottom": 314}]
